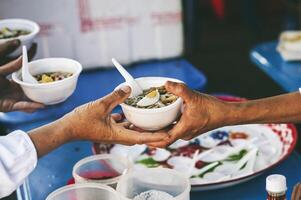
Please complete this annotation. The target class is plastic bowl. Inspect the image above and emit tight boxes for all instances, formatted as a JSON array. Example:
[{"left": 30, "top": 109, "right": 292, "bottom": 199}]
[
  {"left": 46, "top": 183, "right": 120, "bottom": 200},
  {"left": 0, "top": 18, "right": 40, "bottom": 57},
  {"left": 116, "top": 168, "right": 191, "bottom": 200},
  {"left": 115, "top": 77, "right": 183, "bottom": 131},
  {"left": 12, "top": 58, "right": 82, "bottom": 105},
  {"left": 73, "top": 154, "right": 132, "bottom": 188}
]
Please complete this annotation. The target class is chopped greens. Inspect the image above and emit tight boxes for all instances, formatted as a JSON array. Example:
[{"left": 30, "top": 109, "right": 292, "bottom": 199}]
[
  {"left": 0, "top": 27, "right": 30, "bottom": 39},
  {"left": 225, "top": 149, "right": 248, "bottom": 162},
  {"left": 136, "top": 157, "right": 160, "bottom": 168}
]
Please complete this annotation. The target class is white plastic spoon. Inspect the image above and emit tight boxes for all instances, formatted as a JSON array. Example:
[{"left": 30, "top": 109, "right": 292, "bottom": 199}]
[
  {"left": 21, "top": 46, "right": 38, "bottom": 84},
  {"left": 112, "top": 58, "right": 143, "bottom": 97}
]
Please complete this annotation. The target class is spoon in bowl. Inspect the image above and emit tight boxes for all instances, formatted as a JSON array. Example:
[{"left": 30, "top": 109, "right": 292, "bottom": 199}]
[
  {"left": 21, "top": 46, "right": 38, "bottom": 84},
  {"left": 112, "top": 58, "right": 143, "bottom": 97}
]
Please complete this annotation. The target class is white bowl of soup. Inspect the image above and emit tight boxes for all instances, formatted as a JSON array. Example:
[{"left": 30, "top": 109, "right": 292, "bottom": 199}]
[
  {"left": 12, "top": 58, "right": 82, "bottom": 105},
  {"left": 0, "top": 18, "right": 40, "bottom": 57},
  {"left": 115, "top": 77, "right": 183, "bottom": 131}
]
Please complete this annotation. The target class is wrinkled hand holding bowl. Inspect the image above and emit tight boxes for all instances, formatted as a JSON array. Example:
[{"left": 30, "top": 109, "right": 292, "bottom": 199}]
[
  {"left": 12, "top": 58, "right": 82, "bottom": 105},
  {"left": 115, "top": 77, "right": 183, "bottom": 131},
  {"left": 0, "top": 18, "right": 40, "bottom": 57}
]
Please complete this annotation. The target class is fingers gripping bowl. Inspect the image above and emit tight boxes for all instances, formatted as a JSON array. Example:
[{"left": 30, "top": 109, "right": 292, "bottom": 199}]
[
  {"left": 115, "top": 77, "right": 183, "bottom": 131},
  {"left": 12, "top": 58, "right": 82, "bottom": 105}
]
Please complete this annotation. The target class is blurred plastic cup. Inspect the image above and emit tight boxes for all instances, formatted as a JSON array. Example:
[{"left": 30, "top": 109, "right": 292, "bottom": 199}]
[
  {"left": 46, "top": 183, "right": 120, "bottom": 200},
  {"left": 72, "top": 154, "right": 131, "bottom": 188},
  {"left": 116, "top": 168, "right": 191, "bottom": 200}
]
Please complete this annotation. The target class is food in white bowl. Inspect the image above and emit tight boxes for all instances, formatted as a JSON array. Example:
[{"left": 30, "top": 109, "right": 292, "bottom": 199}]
[
  {"left": 0, "top": 27, "right": 31, "bottom": 39},
  {"left": 125, "top": 86, "right": 178, "bottom": 109},
  {"left": 0, "top": 19, "right": 40, "bottom": 57},
  {"left": 34, "top": 72, "right": 73, "bottom": 83},
  {"left": 12, "top": 58, "right": 82, "bottom": 105},
  {"left": 115, "top": 77, "right": 183, "bottom": 131}
]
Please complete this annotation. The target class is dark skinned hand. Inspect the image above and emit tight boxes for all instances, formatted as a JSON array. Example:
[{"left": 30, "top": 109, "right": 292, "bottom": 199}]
[{"left": 0, "top": 40, "right": 43, "bottom": 112}]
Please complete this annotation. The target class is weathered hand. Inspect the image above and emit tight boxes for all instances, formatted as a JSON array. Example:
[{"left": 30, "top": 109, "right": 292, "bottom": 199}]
[
  {"left": 149, "top": 81, "right": 230, "bottom": 148},
  {"left": 59, "top": 86, "right": 168, "bottom": 145}
]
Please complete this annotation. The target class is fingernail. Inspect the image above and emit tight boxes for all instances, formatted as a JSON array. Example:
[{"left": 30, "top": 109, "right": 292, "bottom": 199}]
[
  {"left": 12, "top": 39, "right": 21, "bottom": 46},
  {"left": 121, "top": 85, "right": 131, "bottom": 93}
]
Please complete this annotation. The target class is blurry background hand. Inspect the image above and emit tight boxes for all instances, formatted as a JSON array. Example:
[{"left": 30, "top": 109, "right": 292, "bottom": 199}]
[
  {"left": 0, "top": 41, "right": 43, "bottom": 113},
  {"left": 0, "top": 39, "right": 37, "bottom": 65},
  {"left": 149, "top": 81, "right": 231, "bottom": 148}
]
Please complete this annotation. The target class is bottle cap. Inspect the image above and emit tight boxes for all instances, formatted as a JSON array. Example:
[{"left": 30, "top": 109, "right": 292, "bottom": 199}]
[{"left": 266, "top": 174, "right": 287, "bottom": 193}]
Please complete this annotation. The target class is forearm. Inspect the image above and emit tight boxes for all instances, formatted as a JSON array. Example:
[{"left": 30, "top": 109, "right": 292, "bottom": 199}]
[
  {"left": 226, "top": 92, "right": 301, "bottom": 125},
  {"left": 28, "top": 119, "right": 72, "bottom": 158}
]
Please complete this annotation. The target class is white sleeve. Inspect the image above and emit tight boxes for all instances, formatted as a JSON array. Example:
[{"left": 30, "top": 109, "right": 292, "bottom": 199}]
[{"left": 0, "top": 130, "right": 37, "bottom": 198}]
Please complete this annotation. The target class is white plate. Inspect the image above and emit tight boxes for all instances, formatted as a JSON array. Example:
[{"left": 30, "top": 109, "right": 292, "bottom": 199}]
[{"left": 93, "top": 123, "right": 297, "bottom": 191}]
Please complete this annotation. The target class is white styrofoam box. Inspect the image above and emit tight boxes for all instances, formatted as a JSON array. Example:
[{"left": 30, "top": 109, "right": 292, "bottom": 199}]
[{"left": 0, "top": 0, "right": 183, "bottom": 69}]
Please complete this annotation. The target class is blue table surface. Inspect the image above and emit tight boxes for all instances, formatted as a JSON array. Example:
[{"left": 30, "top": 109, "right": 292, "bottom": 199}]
[
  {"left": 1, "top": 59, "right": 207, "bottom": 129},
  {"left": 18, "top": 118, "right": 301, "bottom": 200},
  {"left": 6, "top": 58, "right": 206, "bottom": 200},
  {"left": 7, "top": 58, "right": 301, "bottom": 200},
  {"left": 250, "top": 41, "right": 301, "bottom": 92}
]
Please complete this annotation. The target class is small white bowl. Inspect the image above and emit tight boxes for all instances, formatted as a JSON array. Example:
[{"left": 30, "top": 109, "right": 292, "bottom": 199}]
[
  {"left": 12, "top": 58, "right": 82, "bottom": 105},
  {"left": 0, "top": 18, "right": 40, "bottom": 57},
  {"left": 115, "top": 77, "right": 183, "bottom": 131}
]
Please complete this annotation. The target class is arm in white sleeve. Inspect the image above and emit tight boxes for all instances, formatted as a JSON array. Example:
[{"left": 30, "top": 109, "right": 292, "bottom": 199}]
[{"left": 0, "top": 130, "right": 37, "bottom": 198}]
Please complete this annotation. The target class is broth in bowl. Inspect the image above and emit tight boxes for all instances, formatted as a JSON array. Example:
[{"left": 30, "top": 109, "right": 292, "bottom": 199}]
[{"left": 125, "top": 86, "right": 178, "bottom": 109}]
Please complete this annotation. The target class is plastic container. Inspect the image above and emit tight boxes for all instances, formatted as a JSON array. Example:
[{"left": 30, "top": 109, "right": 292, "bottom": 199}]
[
  {"left": 73, "top": 154, "right": 131, "bottom": 188},
  {"left": 115, "top": 77, "right": 183, "bottom": 131},
  {"left": 12, "top": 58, "right": 82, "bottom": 105},
  {"left": 0, "top": 18, "right": 40, "bottom": 57},
  {"left": 116, "top": 168, "right": 191, "bottom": 200},
  {"left": 46, "top": 183, "right": 120, "bottom": 200}
]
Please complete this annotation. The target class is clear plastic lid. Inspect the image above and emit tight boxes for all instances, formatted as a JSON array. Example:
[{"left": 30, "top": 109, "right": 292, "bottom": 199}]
[
  {"left": 46, "top": 183, "right": 120, "bottom": 200},
  {"left": 116, "top": 168, "right": 191, "bottom": 200}
]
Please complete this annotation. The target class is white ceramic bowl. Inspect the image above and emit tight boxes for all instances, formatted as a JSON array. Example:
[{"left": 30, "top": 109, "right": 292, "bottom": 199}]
[
  {"left": 12, "top": 58, "right": 82, "bottom": 105},
  {"left": 0, "top": 18, "right": 40, "bottom": 57},
  {"left": 115, "top": 77, "right": 183, "bottom": 131}
]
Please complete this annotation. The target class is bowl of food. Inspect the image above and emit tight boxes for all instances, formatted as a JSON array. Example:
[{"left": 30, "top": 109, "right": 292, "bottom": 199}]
[
  {"left": 0, "top": 18, "right": 40, "bottom": 57},
  {"left": 115, "top": 77, "right": 183, "bottom": 131},
  {"left": 12, "top": 58, "right": 82, "bottom": 105}
]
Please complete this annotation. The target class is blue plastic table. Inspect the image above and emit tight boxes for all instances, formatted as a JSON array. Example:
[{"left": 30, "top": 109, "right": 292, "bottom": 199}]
[
  {"left": 250, "top": 41, "right": 301, "bottom": 92},
  {"left": 4, "top": 58, "right": 301, "bottom": 200}
]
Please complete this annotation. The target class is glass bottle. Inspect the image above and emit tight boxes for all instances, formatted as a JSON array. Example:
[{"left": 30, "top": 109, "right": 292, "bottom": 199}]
[{"left": 266, "top": 174, "right": 287, "bottom": 200}]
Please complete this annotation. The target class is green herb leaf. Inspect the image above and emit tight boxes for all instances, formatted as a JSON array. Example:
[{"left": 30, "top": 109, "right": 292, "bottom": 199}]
[
  {"left": 136, "top": 158, "right": 160, "bottom": 168},
  {"left": 225, "top": 149, "right": 248, "bottom": 161}
]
